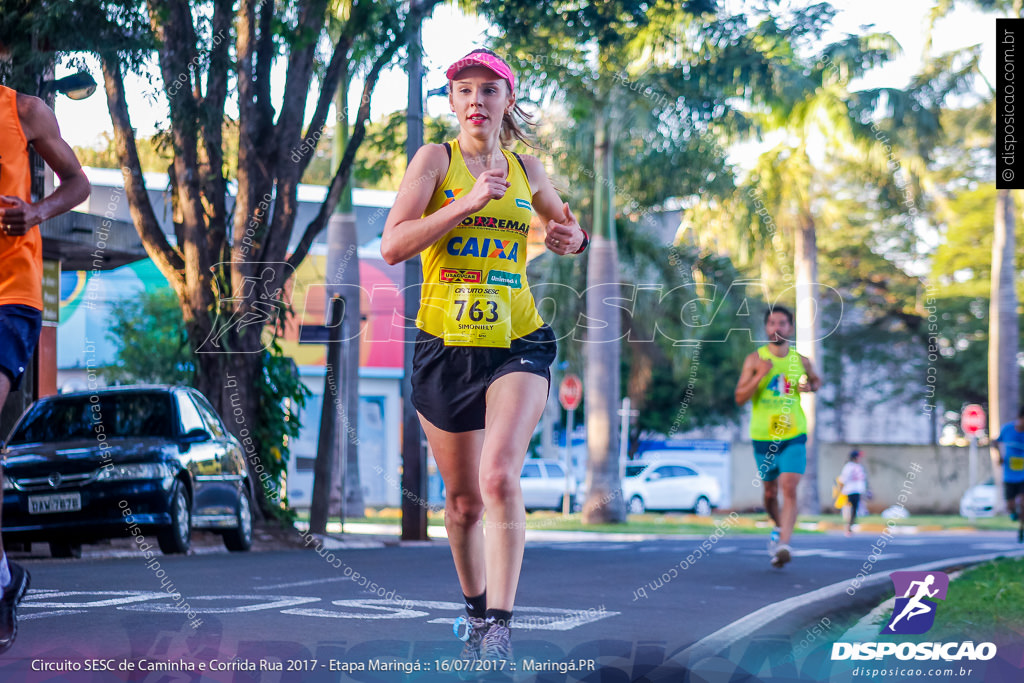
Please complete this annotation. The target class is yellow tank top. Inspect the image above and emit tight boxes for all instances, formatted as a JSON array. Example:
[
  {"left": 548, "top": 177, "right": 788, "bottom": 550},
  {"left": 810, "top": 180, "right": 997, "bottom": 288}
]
[
  {"left": 416, "top": 139, "right": 544, "bottom": 347},
  {"left": 0, "top": 86, "right": 43, "bottom": 310},
  {"left": 750, "top": 346, "right": 808, "bottom": 441}
]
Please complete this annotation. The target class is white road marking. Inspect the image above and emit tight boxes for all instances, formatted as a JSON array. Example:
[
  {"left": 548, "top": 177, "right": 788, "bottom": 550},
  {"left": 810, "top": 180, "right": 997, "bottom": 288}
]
[
  {"left": 15, "top": 592, "right": 617, "bottom": 630},
  {"left": 972, "top": 542, "right": 1022, "bottom": 551},
  {"left": 256, "top": 576, "right": 352, "bottom": 591},
  {"left": 21, "top": 610, "right": 88, "bottom": 620},
  {"left": 21, "top": 591, "right": 167, "bottom": 608},
  {"left": 117, "top": 595, "right": 319, "bottom": 614},
  {"left": 743, "top": 547, "right": 905, "bottom": 561},
  {"left": 282, "top": 600, "right": 430, "bottom": 620}
]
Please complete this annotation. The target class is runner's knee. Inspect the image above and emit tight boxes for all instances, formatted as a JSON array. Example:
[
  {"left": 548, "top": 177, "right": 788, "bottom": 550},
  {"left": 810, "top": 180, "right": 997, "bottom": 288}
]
[
  {"left": 479, "top": 467, "right": 521, "bottom": 504},
  {"left": 445, "top": 492, "right": 484, "bottom": 527}
]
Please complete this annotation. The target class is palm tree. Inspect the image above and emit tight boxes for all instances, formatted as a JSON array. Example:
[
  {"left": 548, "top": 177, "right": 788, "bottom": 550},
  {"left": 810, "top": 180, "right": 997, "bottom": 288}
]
[
  {"left": 472, "top": 0, "right": 778, "bottom": 523},
  {"left": 689, "top": 6, "right": 976, "bottom": 511}
]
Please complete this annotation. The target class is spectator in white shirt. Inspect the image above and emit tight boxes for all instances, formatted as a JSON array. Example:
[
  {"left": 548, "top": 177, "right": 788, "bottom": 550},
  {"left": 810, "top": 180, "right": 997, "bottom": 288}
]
[{"left": 838, "top": 450, "right": 868, "bottom": 536}]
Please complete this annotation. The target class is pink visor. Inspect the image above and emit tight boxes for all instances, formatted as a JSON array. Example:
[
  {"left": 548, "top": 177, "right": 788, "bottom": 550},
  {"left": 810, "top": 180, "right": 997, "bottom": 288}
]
[{"left": 446, "top": 52, "right": 515, "bottom": 92}]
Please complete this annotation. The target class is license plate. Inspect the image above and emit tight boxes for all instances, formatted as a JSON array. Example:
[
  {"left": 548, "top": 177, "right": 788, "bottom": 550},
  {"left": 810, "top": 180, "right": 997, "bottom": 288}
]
[{"left": 28, "top": 492, "right": 82, "bottom": 514}]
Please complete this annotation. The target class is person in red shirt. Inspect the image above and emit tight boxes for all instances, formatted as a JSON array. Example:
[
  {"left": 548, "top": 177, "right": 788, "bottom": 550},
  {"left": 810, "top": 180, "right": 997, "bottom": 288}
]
[{"left": 0, "top": 74, "right": 91, "bottom": 653}]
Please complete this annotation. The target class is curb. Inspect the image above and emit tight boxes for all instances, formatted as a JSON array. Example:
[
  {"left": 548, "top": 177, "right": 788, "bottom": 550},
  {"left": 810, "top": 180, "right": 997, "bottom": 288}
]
[{"left": 670, "top": 548, "right": 1024, "bottom": 675}]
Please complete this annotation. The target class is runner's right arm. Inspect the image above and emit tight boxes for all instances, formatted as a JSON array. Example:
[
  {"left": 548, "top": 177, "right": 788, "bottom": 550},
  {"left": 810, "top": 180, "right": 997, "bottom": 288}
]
[
  {"left": 734, "top": 352, "right": 773, "bottom": 406},
  {"left": 381, "top": 144, "right": 508, "bottom": 265}
]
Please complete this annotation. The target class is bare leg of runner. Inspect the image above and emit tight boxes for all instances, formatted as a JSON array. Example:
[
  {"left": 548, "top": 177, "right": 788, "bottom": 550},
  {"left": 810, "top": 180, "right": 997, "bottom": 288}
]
[
  {"left": 762, "top": 479, "right": 782, "bottom": 529},
  {"left": 777, "top": 472, "right": 801, "bottom": 545},
  {"left": 419, "top": 420, "right": 487, "bottom": 598},
  {"left": 479, "top": 372, "right": 547, "bottom": 611}
]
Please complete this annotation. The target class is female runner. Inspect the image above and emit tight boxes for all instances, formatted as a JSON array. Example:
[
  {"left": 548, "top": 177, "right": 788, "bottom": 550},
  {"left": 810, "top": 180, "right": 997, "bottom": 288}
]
[{"left": 381, "top": 48, "right": 588, "bottom": 662}]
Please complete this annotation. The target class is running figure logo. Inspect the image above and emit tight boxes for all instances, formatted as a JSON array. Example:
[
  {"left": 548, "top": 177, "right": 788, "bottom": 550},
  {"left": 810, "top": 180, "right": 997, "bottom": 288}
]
[{"left": 882, "top": 571, "right": 949, "bottom": 635}]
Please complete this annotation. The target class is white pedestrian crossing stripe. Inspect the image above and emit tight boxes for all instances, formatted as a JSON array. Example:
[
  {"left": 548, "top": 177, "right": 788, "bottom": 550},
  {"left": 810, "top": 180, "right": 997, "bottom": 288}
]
[{"left": 19, "top": 592, "right": 617, "bottom": 630}]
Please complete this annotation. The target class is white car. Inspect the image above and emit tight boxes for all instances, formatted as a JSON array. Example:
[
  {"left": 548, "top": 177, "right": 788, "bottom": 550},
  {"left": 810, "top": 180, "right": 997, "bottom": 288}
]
[
  {"left": 520, "top": 460, "right": 576, "bottom": 511},
  {"left": 960, "top": 478, "right": 998, "bottom": 518},
  {"left": 622, "top": 459, "right": 721, "bottom": 515}
]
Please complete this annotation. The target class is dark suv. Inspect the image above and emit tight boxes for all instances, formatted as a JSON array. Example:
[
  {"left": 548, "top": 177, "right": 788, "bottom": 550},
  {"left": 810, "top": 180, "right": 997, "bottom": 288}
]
[{"left": 1, "top": 385, "right": 252, "bottom": 557}]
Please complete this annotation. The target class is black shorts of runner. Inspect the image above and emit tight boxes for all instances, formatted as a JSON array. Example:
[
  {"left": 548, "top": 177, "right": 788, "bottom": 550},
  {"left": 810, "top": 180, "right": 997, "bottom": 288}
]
[
  {"left": 0, "top": 304, "right": 44, "bottom": 390},
  {"left": 412, "top": 324, "right": 557, "bottom": 433},
  {"left": 1005, "top": 481, "right": 1024, "bottom": 501}
]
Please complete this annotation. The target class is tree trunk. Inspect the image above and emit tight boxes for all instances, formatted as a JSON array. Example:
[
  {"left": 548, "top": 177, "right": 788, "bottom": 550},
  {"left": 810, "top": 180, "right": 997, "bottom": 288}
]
[
  {"left": 989, "top": 189, "right": 1019, "bottom": 495},
  {"left": 325, "top": 69, "right": 364, "bottom": 519},
  {"left": 582, "top": 110, "right": 626, "bottom": 524},
  {"left": 583, "top": 238, "right": 626, "bottom": 523},
  {"left": 192, "top": 317, "right": 270, "bottom": 517},
  {"left": 795, "top": 210, "right": 821, "bottom": 513},
  {"left": 337, "top": 213, "right": 364, "bottom": 518}
]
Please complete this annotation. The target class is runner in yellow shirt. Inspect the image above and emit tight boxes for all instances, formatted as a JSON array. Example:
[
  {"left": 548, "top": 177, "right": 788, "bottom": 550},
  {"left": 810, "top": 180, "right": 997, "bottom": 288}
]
[
  {"left": 735, "top": 305, "right": 821, "bottom": 568},
  {"left": 380, "top": 48, "right": 588, "bottom": 663}
]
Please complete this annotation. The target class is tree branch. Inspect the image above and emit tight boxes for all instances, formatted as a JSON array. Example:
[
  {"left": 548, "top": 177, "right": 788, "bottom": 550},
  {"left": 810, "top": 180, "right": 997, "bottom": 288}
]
[
  {"left": 200, "top": 0, "right": 232, "bottom": 267},
  {"left": 298, "top": 34, "right": 352, "bottom": 179},
  {"left": 100, "top": 54, "right": 185, "bottom": 289}
]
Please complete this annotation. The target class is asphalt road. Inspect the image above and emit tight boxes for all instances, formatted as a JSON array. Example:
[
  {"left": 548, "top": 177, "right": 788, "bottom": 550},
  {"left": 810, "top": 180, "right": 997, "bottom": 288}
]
[{"left": 1, "top": 529, "right": 1022, "bottom": 682}]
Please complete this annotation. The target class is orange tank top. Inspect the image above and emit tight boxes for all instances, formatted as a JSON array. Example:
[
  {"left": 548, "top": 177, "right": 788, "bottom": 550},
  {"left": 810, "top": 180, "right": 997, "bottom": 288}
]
[{"left": 0, "top": 85, "right": 42, "bottom": 310}]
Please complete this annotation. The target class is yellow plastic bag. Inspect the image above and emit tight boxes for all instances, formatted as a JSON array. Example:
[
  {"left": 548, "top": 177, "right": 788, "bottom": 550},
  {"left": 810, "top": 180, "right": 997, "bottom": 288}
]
[{"left": 833, "top": 477, "right": 848, "bottom": 510}]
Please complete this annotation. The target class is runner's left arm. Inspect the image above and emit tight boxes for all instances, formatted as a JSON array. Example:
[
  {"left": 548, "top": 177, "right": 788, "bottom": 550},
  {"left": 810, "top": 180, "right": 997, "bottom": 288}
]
[
  {"left": 0, "top": 95, "right": 90, "bottom": 234},
  {"left": 521, "top": 155, "right": 585, "bottom": 256},
  {"left": 798, "top": 354, "right": 822, "bottom": 392}
]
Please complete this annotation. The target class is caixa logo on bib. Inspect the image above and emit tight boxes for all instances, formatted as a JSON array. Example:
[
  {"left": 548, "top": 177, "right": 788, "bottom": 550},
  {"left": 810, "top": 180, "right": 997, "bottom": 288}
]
[{"left": 831, "top": 571, "right": 997, "bottom": 662}]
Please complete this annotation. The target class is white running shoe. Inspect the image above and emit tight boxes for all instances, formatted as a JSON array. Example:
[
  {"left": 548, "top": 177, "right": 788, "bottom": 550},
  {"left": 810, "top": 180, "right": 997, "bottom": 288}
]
[
  {"left": 771, "top": 544, "right": 791, "bottom": 568},
  {"left": 768, "top": 526, "right": 781, "bottom": 555}
]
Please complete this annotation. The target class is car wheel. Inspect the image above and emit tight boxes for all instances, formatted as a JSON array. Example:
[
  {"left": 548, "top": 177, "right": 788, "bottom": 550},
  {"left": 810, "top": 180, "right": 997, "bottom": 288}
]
[
  {"left": 223, "top": 487, "right": 253, "bottom": 552},
  {"left": 49, "top": 541, "right": 82, "bottom": 558},
  {"left": 158, "top": 481, "right": 191, "bottom": 555},
  {"left": 693, "top": 496, "right": 712, "bottom": 517},
  {"left": 628, "top": 495, "right": 646, "bottom": 515}
]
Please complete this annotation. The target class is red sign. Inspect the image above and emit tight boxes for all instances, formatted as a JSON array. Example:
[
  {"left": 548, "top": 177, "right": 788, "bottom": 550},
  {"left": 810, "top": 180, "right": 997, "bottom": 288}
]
[
  {"left": 961, "top": 404, "right": 987, "bottom": 435},
  {"left": 559, "top": 374, "right": 583, "bottom": 410}
]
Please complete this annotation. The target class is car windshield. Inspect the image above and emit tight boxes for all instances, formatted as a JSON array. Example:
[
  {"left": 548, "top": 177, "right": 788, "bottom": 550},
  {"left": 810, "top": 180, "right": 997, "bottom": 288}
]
[
  {"left": 625, "top": 464, "right": 646, "bottom": 478},
  {"left": 8, "top": 392, "right": 175, "bottom": 444}
]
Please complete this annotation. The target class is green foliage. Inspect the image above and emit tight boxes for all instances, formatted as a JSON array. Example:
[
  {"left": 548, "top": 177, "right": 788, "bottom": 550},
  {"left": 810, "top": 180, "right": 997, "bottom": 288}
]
[
  {"left": 301, "top": 112, "right": 459, "bottom": 188},
  {"left": 254, "top": 341, "right": 312, "bottom": 514},
  {"left": 923, "top": 100, "right": 1024, "bottom": 409},
  {"left": 75, "top": 132, "right": 174, "bottom": 175},
  {"left": 103, "top": 288, "right": 195, "bottom": 385}
]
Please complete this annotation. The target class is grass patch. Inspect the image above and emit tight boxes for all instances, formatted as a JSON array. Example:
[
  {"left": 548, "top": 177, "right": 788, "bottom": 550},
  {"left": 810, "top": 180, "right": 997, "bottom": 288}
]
[
  {"left": 849, "top": 557, "right": 1024, "bottom": 647},
  {"left": 293, "top": 509, "right": 1017, "bottom": 534},
  {"left": 797, "top": 514, "right": 1018, "bottom": 531},
  {"left": 925, "top": 557, "right": 1024, "bottom": 643}
]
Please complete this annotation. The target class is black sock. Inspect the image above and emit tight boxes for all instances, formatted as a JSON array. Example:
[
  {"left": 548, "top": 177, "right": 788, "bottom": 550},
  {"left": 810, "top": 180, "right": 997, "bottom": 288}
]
[
  {"left": 463, "top": 591, "right": 487, "bottom": 619},
  {"left": 485, "top": 609, "right": 513, "bottom": 628}
]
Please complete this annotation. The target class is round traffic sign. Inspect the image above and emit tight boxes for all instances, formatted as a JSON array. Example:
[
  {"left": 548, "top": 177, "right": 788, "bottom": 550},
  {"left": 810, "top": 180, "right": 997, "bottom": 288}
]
[
  {"left": 961, "top": 404, "right": 986, "bottom": 435},
  {"left": 559, "top": 374, "right": 582, "bottom": 410}
]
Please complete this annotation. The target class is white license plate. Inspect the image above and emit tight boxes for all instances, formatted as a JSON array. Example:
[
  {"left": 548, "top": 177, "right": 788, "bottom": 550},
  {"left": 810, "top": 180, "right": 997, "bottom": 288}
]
[{"left": 28, "top": 492, "right": 82, "bottom": 514}]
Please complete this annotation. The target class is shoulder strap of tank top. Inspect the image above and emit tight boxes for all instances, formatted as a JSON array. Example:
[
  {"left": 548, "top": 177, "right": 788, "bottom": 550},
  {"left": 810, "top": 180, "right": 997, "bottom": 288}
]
[
  {"left": 444, "top": 141, "right": 452, "bottom": 162},
  {"left": 511, "top": 151, "right": 529, "bottom": 183}
]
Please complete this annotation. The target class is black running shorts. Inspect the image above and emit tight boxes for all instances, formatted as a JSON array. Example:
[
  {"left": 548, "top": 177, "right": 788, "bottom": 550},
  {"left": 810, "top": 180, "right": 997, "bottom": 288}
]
[{"left": 411, "top": 324, "right": 557, "bottom": 433}]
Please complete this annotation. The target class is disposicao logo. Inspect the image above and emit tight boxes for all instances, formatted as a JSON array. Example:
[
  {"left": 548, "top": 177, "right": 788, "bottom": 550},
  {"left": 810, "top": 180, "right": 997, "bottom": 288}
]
[
  {"left": 515, "top": 198, "right": 531, "bottom": 210},
  {"left": 883, "top": 571, "right": 948, "bottom": 635},
  {"left": 831, "top": 570, "right": 997, "bottom": 663}
]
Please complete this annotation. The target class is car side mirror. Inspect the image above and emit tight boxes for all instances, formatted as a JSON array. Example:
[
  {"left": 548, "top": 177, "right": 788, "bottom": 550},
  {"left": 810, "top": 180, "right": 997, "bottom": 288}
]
[{"left": 180, "top": 428, "right": 211, "bottom": 445}]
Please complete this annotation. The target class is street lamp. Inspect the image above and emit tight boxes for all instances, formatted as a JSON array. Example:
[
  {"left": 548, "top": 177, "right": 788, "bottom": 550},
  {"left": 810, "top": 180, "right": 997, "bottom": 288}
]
[{"left": 42, "top": 71, "right": 97, "bottom": 100}]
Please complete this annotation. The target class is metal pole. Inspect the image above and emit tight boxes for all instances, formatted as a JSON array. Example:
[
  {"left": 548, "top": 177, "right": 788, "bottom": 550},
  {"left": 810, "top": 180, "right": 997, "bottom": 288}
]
[
  {"left": 968, "top": 435, "right": 978, "bottom": 522},
  {"left": 619, "top": 396, "right": 630, "bottom": 482},
  {"left": 563, "top": 408, "right": 574, "bottom": 516},
  {"left": 310, "top": 297, "right": 344, "bottom": 534},
  {"left": 401, "top": 1, "right": 428, "bottom": 541}
]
